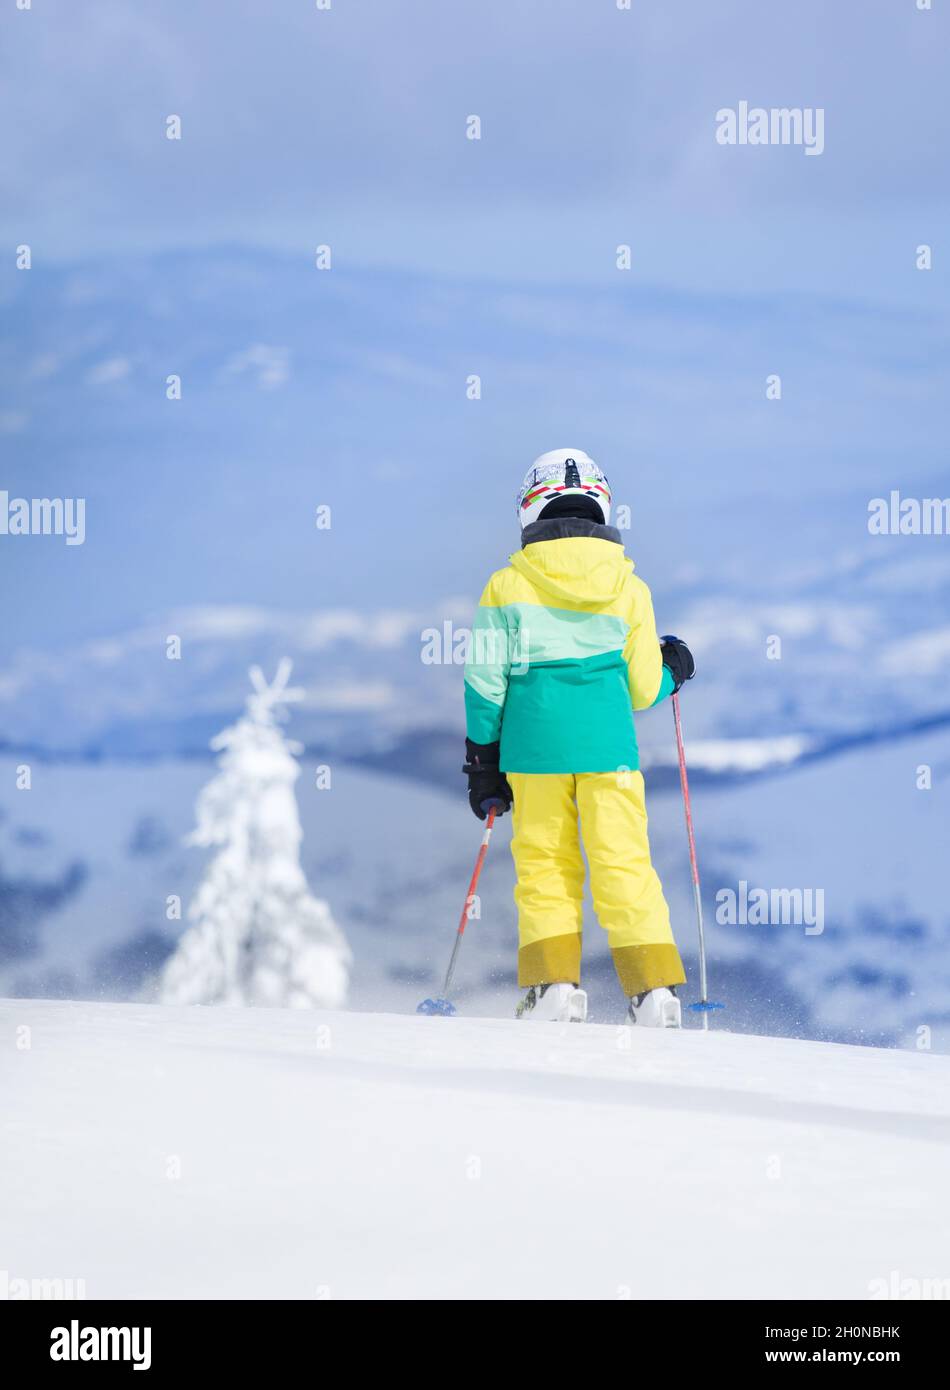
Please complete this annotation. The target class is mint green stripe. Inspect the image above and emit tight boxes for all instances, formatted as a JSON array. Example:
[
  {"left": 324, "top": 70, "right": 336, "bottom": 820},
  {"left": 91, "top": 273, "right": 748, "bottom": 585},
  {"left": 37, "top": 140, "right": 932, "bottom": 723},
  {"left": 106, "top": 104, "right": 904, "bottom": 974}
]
[
  {"left": 494, "top": 602, "right": 629, "bottom": 665},
  {"left": 465, "top": 680, "right": 504, "bottom": 744},
  {"left": 464, "top": 606, "right": 510, "bottom": 706}
]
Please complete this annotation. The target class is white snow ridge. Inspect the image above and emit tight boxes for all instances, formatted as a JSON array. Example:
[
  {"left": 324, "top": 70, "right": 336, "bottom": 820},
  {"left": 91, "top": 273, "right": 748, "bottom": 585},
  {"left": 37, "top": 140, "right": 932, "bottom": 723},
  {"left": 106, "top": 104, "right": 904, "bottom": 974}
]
[{"left": 2, "top": 1000, "right": 948, "bottom": 1300}]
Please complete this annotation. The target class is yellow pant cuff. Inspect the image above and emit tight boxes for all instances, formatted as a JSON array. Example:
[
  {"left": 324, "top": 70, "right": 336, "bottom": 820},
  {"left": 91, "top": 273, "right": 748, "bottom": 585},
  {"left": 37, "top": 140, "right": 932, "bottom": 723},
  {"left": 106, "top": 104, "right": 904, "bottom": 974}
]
[
  {"left": 611, "top": 943, "right": 686, "bottom": 996},
  {"left": 518, "top": 934, "right": 582, "bottom": 987}
]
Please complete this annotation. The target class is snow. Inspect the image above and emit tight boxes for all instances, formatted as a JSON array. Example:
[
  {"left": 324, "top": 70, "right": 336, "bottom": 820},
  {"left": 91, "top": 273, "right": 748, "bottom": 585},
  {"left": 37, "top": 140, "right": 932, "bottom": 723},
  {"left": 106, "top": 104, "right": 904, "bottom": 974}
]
[
  {"left": 879, "top": 626, "right": 950, "bottom": 676},
  {"left": 647, "top": 733, "right": 813, "bottom": 774},
  {"left": 2, "top": 998, "right": 949, "bottom": 1300}
]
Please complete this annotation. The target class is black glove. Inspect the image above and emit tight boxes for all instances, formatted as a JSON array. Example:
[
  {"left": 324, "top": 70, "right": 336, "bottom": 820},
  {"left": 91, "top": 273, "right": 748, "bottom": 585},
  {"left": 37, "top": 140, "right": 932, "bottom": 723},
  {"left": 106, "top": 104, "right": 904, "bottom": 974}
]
[
  {"left": 660, "top": 635, "right": 695, "bottom": 692},
  {"left": 462, "top": 738, "right": 513, "bottom": 821}
]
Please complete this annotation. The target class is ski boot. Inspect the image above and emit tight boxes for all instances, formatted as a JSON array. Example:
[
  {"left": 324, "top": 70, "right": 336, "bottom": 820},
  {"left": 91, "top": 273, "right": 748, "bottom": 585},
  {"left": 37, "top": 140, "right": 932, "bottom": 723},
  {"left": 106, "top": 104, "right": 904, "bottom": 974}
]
[
  {"left": 627, "top": 986, "right": 681, "bottom": 1029},
  {"left": 516, "top": 982, "right": 588, "bottom": 1022}
]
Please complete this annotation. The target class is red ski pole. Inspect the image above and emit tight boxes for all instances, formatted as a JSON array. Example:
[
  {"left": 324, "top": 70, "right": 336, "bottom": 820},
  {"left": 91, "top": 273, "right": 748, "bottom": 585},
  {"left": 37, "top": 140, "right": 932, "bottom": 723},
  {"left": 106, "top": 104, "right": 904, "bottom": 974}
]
[
  {"left": 417, "top": 805, "right": 498, "bottom": 1016},
  {"left": 672, "top": 691, "right": 722, "bottom": 1028}
]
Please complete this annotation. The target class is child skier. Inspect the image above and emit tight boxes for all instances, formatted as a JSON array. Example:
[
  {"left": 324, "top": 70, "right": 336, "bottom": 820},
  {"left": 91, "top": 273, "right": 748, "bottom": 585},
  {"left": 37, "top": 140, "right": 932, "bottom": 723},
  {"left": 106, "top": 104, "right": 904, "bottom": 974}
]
[{"left": 463, "top": 449, "right": 695, "bottom": 1026}]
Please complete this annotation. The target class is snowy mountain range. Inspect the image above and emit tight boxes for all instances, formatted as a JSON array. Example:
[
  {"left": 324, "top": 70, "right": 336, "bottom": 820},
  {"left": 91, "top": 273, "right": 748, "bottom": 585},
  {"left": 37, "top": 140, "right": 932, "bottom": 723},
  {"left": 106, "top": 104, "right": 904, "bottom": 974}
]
[{"left": 3, "top": 537, "right": 950, "bottom": 779}]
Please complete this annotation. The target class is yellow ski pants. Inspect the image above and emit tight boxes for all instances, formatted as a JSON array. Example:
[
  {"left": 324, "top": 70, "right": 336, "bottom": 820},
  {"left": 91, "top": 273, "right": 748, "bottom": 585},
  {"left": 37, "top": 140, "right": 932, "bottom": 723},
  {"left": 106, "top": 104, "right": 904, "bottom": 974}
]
[{"left": 508, "top": 771, "right": 686, "bottom": 998}]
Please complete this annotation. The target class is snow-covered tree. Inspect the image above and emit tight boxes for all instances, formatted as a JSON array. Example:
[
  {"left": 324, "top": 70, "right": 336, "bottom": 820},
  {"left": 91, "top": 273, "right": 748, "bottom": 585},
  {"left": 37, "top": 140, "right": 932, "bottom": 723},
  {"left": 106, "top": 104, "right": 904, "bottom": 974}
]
[{"left": 159, "top": 660, "right": 351, "bottom": 1009}]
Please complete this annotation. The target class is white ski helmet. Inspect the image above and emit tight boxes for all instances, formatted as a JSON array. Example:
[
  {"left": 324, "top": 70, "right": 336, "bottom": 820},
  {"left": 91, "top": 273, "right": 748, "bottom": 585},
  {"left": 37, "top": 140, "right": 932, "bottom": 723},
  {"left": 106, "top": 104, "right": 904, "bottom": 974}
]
[{"left": 517, "top": 448, "right": 612, "bottom": 529}]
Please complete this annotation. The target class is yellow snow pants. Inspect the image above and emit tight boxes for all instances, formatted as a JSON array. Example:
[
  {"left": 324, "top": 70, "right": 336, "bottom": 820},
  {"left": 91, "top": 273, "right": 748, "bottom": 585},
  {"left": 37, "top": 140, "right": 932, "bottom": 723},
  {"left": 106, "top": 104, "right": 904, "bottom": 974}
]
[{"left": 508, "top": 771, "right": 686, "bottom": 998}]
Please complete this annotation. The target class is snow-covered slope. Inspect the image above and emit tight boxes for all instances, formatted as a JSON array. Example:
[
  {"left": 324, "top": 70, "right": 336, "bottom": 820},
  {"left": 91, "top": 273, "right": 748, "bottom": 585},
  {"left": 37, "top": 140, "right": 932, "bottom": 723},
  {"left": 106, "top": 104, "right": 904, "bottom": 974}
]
[{"left": 2, "top": 999, "right": 948, "bottom": 1300}]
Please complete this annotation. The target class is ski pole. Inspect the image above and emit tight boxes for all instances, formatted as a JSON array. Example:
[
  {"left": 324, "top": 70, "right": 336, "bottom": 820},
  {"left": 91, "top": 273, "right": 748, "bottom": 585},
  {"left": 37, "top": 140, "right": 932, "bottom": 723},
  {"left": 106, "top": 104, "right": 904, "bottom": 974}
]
[
  {"left": 417, "top": 804, "right": 498, "bottom": 1016},
  {"left": 672, "top": 691, "right": 722, "bottom": 1029}
]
